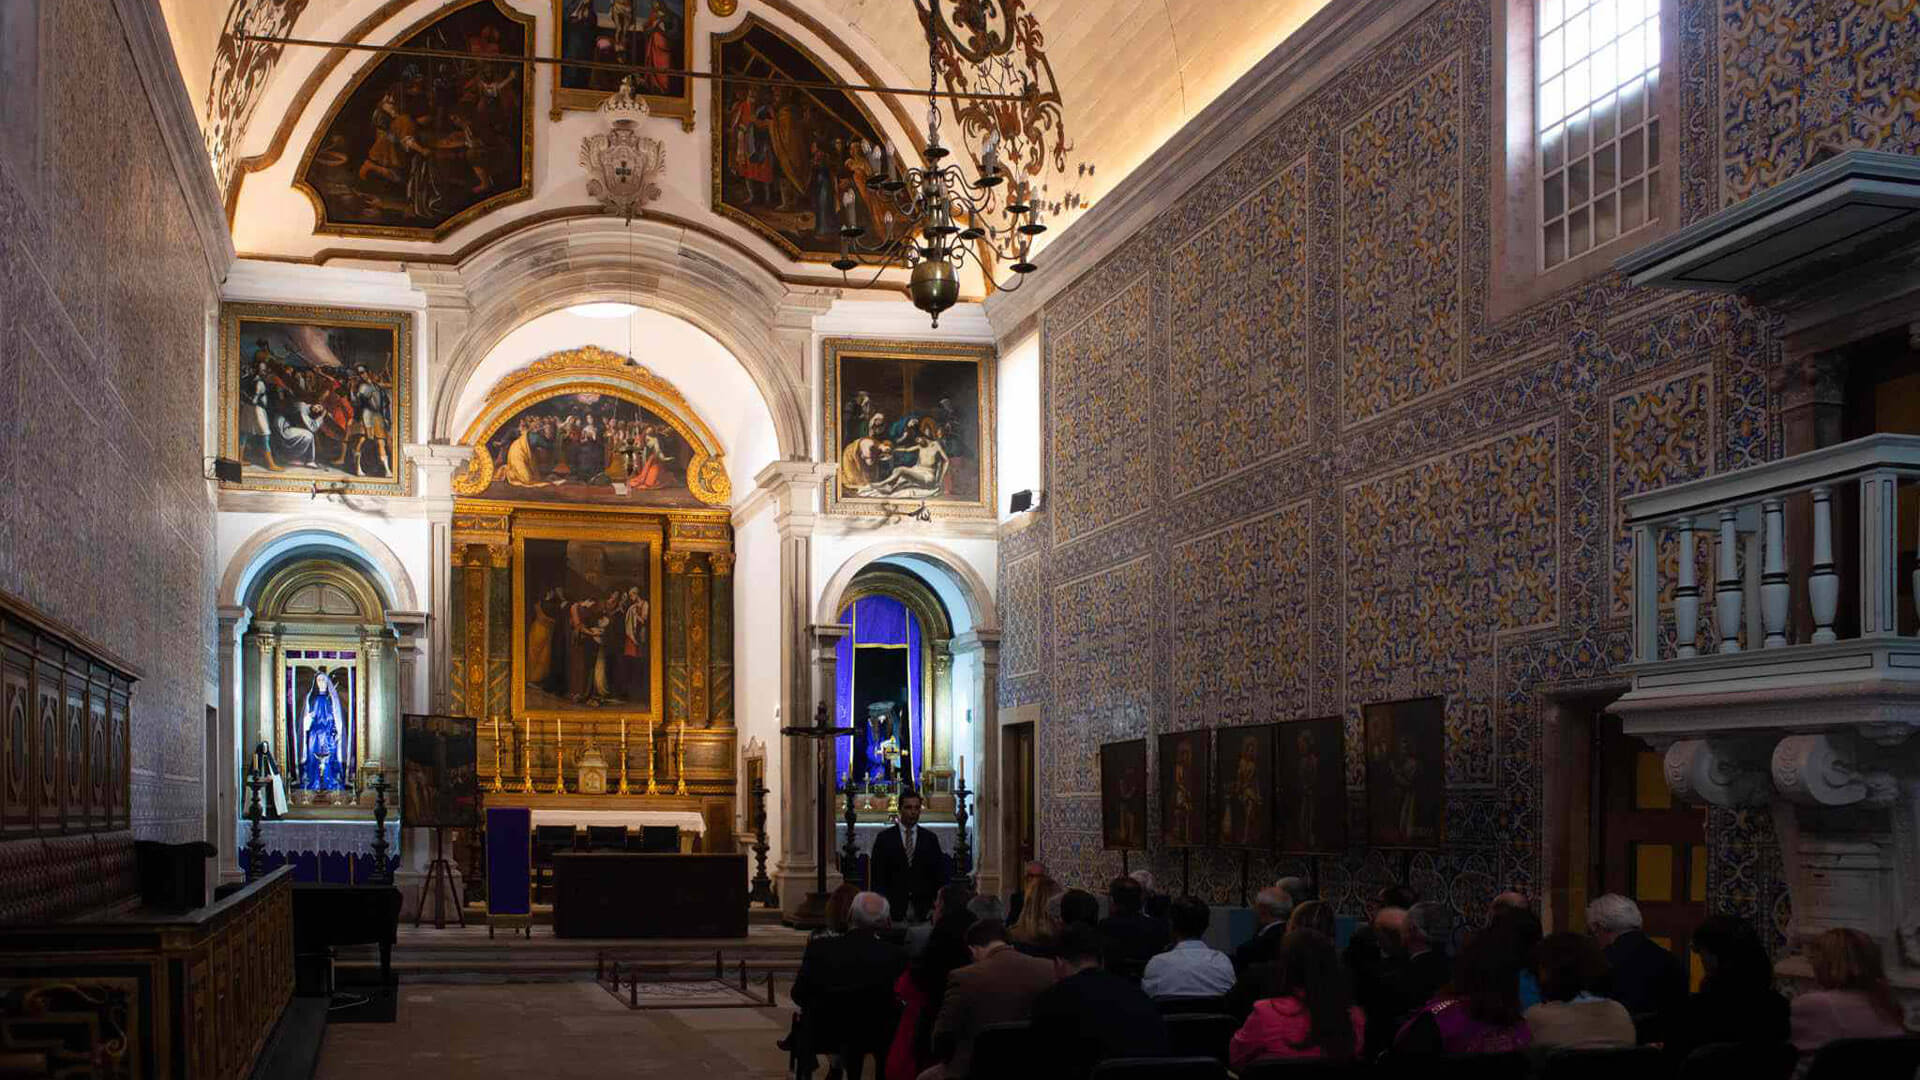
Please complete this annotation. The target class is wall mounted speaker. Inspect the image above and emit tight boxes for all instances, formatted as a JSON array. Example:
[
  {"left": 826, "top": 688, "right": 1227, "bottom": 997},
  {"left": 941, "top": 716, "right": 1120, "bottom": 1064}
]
[
  {"left": 1010, "top": 489, "right": 1034, "bottom": 513},
  {"left": 213, "top": 458, "right": 243, "bottom": 483}
]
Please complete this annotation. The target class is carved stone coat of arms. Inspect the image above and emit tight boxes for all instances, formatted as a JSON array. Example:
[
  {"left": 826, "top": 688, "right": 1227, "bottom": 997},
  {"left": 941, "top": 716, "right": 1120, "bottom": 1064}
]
[{"left": 580, "top": 78, "right": 666, "bottom": 222}]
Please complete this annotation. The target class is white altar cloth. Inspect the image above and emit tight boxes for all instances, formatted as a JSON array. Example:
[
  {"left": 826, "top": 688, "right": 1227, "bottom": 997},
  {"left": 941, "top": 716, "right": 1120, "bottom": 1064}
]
[{"left": 528, "top": 808, "right": 707, "bottom": 835}]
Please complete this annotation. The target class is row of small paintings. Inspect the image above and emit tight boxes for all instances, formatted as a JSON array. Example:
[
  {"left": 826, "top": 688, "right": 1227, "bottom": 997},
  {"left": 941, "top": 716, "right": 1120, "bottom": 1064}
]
[{"left": 1098, "top": 696, "right": 1446, "bottom": 854}]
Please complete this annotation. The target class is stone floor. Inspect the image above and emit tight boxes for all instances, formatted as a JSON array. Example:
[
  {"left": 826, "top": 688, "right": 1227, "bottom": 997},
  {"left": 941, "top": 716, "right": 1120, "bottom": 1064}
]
[{"left": 314, "top": 980, "right": 797, "bottom": 1079}]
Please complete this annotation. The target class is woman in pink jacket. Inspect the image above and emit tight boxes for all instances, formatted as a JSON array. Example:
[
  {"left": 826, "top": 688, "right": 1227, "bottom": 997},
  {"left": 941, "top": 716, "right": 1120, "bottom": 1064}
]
[
  {"left": 1229, "top": 929, "right": 1366, "bottom": 1070},
  {"left": 1791, "top": 928, "right": 1905, "bottom": 1061}
]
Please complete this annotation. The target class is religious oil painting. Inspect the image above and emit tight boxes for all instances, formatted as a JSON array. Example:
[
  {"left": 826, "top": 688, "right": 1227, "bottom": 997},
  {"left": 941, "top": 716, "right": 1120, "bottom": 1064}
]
[
  {"left": 1276, "top": 716, "right": 1346, "bottom": 853},
  {"left": 1213, "top": 725, "right": 1274, "bottom": 849},
  {"left": 824, "top": 338, "right": 996, "bottom": 519},
  {"left": 1100, "top": 739, "right": 1148, "bottom": 851},
  {"left": 402, "top": 714, "right": 479, "bottom": 828},
  {"left": 711, "top": 17, "right": 902, "bottom": 262},
  {"left": 472, "top": 392, "right": 705, "bottom": 508},
  {"left": 295, "top": 0, "right": 533, "bottom": 240},
  {"left": 1364, "top": 697, "right": 1446, "bottom": 848},
  {"left": 513, "top": 523, "right": 664, "bottom": 723},
  {"left": 219, "top": 302, "right": 413, "bottom": 495},
  {"left": 552, "top": 0, "right": 695, "bottom": 126},
  {"left": 1158, "top": 730, "right": 1209, "bottom": 850},
  {"left": 282, "top": 652, "right": 359, "bottom": 804}
]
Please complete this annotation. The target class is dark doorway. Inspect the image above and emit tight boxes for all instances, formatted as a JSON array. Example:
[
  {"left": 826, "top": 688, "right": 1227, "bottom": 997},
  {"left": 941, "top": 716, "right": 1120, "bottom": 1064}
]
[
  {"left": 1007, "top": 722, "right": 1036, "bottom": 868},
  {"left": 1592, "top": 705, "right": 1709, "bottom": 990}
]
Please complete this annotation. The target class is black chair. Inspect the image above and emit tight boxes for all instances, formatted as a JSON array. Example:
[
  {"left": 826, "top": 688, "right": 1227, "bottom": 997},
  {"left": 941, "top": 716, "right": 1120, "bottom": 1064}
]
[
  {"left": 531, "top": 825, "right": 576, "bottom": 903},
  {"left": 969, "top": 1020, "right": 1035, "bottom": 1079},
  {"left": 1164, "top": 1013, "right": 1238, "bottom": 1063},
  {"left": 1804, "top": 1036, "right": 1920, "bottom": 1080},
  {"left": 1677, "top": 1041, "right": 1797, "bottom": 1080},
  {"left": 1543, "top": 1045, "right": 1667, "bottom": 1080},
  {"left": 789, "top": 987, "right": 897, "bottom": 1080},
  {"left": 1091, "top": 1055, "right": 1227, "bottom": 1079},
  {"left": 1156, "top": 995, "right": 1230, "bottom": 1015},
  {"left": 640, "top": 825, "right": 679, "bottom": 852},
  {"left": 1238, "top": 1060, "right": 1365, "bottom": 1079},
  {"left": 585, "top": 825, "right": 627, "bottom": 851},
  {"left": 1382, "top": 1051, "right": 1531, "bottom": 1080}
]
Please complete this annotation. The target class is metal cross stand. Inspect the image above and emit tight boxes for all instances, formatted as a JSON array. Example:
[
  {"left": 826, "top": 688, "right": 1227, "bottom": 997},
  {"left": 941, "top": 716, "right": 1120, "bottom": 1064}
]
[
  {"left": 369, "top": 772, "right": 393, "bottom": 884},
  {"left": 780, "top": 702, "right": 855, "bottom": 929},
  {"left": 951, "top": 773, "right": 974, "bottom": 887}
]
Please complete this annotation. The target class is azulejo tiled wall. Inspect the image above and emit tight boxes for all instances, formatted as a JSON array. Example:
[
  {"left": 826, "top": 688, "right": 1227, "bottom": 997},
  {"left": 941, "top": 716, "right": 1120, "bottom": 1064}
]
[
  {"left": 1002, "top": 0, "right": 1873, "bottom": 946},
  {"left": 0, "top": 1, "right": 217, "bottom": 841}
]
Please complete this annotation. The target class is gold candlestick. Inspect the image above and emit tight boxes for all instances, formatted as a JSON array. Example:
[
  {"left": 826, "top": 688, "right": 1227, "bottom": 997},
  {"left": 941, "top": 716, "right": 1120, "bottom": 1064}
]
[
  {"left": 491, "top": 715, "right": 505, "bottom": 792},
  {"left": 644, "top": 716, "right": 659, "bottom": 795},
  {"left": 519, "top": 716, "right": 535, "bottom": 793},
  {"left": 675, "top": 720, "right": 689, "bottom": 795},
  {"left": 552, "top": 717, "right": 566, "bottom": 794},
  {"left": 618, "top": 715, "right": 632, "bottom": 795}
]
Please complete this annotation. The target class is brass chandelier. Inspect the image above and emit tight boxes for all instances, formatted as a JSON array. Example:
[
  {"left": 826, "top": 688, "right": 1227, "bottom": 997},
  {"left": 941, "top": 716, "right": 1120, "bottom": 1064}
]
[{"left": 829, "top": 0, "right": 1045, "bottom": 326}]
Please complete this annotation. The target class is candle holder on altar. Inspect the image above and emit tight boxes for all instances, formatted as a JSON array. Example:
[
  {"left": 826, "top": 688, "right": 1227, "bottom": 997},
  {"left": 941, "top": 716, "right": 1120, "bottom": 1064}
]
[
  {"left": 490, "top": 715, "right": 506, "bottom": 793},
  {"left": 644, "top": 716, "right": 659, "bottom": 795},
  {"left": 519, "top": 716, "right": 535, "bottom": 793},
  {"left": 552, "top": 717, "right": 566, "bottom": 794},
  {"left": 675, "top": 720, "right": 689, "bottom": 795},
  {"left": 618, "top": 715, "right": 632, "bottom": 795}
]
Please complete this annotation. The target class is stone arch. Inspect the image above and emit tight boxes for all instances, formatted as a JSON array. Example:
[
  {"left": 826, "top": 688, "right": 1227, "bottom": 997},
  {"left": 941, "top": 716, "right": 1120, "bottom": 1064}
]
[
  {"left": 220, "top": 517, "right": 420, "bottom": 614},
  {"left": 816, "top": 540, "right": 998, "bottom": 634},
  {"left": 422, "top": 215, "right": 825, "bottom": 461}
]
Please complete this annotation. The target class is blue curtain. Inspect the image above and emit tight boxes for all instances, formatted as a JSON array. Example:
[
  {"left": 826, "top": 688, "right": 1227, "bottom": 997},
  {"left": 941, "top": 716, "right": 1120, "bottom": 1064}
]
[
  {"left": 835, "top": 629, "right": 856, "bottom": 783},
  {"left": 833, "top": 595, "right": 922, "bottom": 788}
]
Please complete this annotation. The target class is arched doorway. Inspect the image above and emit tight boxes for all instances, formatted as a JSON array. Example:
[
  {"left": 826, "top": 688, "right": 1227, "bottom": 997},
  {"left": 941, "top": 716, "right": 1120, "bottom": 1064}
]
[{"left": 833, "top": 565, "right": 955, "bottom": 811}]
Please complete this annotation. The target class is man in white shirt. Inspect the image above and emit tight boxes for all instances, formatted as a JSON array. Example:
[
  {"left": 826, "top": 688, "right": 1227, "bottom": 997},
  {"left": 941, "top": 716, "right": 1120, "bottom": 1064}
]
[{"left": 1142, "top": 895, "right": 1235, "bottom": 1000}]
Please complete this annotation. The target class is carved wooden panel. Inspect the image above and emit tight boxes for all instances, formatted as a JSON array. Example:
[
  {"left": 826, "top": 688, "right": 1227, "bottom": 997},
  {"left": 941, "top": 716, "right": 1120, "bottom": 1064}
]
[
  {"left": 0, "top": 594, "right": 138, "bottom": 839},
  {"left": 88, "top": 692, "right": 108, "bottom": 829},
  {"left": 2, "top": 655, "right": 28, "bottom": 832},
  {"left": 64, "top": 682, "right": 84, "bottom": 830}
]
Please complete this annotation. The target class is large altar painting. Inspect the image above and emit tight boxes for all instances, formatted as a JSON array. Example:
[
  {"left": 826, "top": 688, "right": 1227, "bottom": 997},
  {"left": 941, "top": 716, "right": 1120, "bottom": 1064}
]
[
  {"left": 712, "top": 18, "right": 902, "bottom": 261},
  {"left": 824, "top": 338, "right": 996, "bottom": 518},
  {"left": 514, "top": 528, "right": 663, "bottom": 720},
  {"left": 1364, "top": 697, "right": 1446, "bottom": 848},
  {"left": 219, "top": 302, "right": 412, "bottom": 494},
  {"left": 295, "top": 0, "right": 533, "bottom": 240},
  {"left": 475, "top": 392, "right": 704, "bottom": 507},
  {"left": 553, "top": 0, "right": 694, "bottom": 126}
]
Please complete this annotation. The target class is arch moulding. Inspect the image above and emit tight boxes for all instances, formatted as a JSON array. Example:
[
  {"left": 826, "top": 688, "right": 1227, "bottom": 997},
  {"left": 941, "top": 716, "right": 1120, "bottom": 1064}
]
[
  {"left": 816, "top": 540, "right": 999, "bottom": 634},
  {"left": 221, "top": 516, "right": 422, "bottom": 613}
]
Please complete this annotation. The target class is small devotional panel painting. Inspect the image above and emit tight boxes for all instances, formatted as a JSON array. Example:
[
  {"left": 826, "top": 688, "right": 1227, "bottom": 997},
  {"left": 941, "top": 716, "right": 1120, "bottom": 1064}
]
[
  {"left": 1213, "top": 725, "right": 1274, "bottom": 849},
  {"left": 1276, "top": 716, "right": 1347, "bottom": 853},
  {"left": 1100, "top": 739, "right": 1148, "bottom": 851},
  {"left": 219, "top": 302, "right": 413, "bottom": 495},
  {"left": 1364, "top": 697, "right": 1446, "bottom": 848},
  {"left": 295, "top": 0, "right": 533, "bottom": 240},
  {"left": 711, "top": 16, "right": 903, "bottom": 261},
  {"left": 1158, "top": 730, "right": 1210, "bottom": 850},
  {"left": 824, "top": 338, "right": 996, "bottom": 519},
  {"left": 552, "top": 0, "right": 695, "bottom": 126},
  {"left": 401, "top": 714, "right": 480, "bottom": 829}
]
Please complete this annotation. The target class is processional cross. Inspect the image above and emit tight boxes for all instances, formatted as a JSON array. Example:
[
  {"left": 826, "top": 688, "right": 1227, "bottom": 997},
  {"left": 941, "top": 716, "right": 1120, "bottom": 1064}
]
[{"left": 781, "top": 702, "right": 855, "bottom": 927}]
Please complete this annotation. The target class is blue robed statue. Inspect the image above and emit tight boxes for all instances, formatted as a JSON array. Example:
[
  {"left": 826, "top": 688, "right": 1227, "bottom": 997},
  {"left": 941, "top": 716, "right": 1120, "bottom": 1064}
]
[{"left": 301, "top": 671, "right": 346, "bottom": 791}]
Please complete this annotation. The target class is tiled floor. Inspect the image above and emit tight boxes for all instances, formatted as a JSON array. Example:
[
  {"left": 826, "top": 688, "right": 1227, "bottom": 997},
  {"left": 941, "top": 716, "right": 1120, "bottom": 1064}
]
[{"left": 314, "top": 980, "right": 796, "bottom": 1079}]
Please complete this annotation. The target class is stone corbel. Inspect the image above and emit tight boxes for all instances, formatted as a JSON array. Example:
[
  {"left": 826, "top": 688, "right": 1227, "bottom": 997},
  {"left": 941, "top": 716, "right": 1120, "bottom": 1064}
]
[
  {"left": 1772, "top": 732, "right": 1900, "bottom": 808},
  {"left": 1665, "top": 737, "right": 1773, "bottom": 808}
]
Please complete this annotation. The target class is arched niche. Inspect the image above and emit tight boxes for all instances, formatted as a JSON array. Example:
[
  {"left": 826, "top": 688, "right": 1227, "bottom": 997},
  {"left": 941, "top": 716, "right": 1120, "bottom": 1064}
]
[{"left": 832, "top": 565, "right": 955, "bottom": 810}]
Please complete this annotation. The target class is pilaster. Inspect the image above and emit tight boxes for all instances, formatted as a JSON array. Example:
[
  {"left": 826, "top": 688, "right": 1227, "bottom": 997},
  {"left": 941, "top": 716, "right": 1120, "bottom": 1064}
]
[
  {"left": 216, "top": 606, "right": 249, "bottom": 882},
  {"left": 952, "top": 629, "right": 1002, "bottom": 900},
  {"left": 411, "top": 444, "right": 472, "bottom": 713}
]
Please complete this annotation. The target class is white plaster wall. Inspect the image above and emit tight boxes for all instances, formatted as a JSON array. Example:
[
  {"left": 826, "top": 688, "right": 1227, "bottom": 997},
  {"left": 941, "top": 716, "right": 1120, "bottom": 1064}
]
[
  {"left": 449, "top": 307, "right": 781, "bottom": 498},
  {"left": 732, "top": 501, "right": 785, "bottom": 868},
  {"left": 996, "top": 329, "right": 1041, "bottom": 520}
]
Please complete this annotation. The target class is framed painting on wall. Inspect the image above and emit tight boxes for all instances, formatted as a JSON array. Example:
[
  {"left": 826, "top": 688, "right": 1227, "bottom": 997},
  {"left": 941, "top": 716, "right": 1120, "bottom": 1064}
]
[
  {"left": 1158, "top": 730, "right": 1209, "bottom": 850},
  {"left": 823, "top": 338, "right": 996, "bottom": 519},
  {"left": 294, "top": 0, "right": 534, "bottom": 240},
  {"left": 1276, "top": 715, "right": 1347, "bottom": 853},
  {"left": 711, "top": 16, "right": 904, "bottom": 262},
  {"left": 1363, "top": 697, "right": 1446, "bottom": 848},
  {"left": 551, "top": 0, "right": 695, "bottom": 127},
  {"left": 512, "top": 517, "right": 664, "bottom": 723},
  {"left": 219, "top": 302, "right": 414, "bottom": 495},
  {"left": 401, "top": 713, "right": 480, "bottom": 828},
  {"left": 1213, "top": 725, "right": 1274, "bottom": 849},
  {"left": 1099, "top": 739, "right": 1148, "bottom": 851}
]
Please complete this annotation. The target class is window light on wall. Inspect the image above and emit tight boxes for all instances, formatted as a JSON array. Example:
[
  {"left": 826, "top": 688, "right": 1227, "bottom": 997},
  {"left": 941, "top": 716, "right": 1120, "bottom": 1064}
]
[{"left": 1538, "top": 0, "right": 1660, "bottom": 268}]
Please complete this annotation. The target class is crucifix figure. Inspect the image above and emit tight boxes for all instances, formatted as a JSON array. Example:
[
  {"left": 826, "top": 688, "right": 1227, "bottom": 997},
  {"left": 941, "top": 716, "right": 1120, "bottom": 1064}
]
[{"left": 780, "top": 702, "right": 855, "bottom": 928}]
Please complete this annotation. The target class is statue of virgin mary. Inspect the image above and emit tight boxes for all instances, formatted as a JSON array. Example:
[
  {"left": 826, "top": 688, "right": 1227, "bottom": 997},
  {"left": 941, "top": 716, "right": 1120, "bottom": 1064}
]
[{"left": 301, "top": 671, "right": 347, "bottom": 791}]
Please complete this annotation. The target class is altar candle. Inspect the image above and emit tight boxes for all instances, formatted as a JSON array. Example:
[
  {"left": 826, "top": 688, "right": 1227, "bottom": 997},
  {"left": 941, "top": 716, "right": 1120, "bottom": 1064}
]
[{"left": 959, "top": 756, "right": 965, "bottom": 783}]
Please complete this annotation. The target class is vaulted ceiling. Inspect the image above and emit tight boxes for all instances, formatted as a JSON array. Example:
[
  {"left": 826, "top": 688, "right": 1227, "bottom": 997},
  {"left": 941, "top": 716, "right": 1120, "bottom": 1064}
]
[{"left": 160, "top": 0, "right": 1330, "bottom": 264}]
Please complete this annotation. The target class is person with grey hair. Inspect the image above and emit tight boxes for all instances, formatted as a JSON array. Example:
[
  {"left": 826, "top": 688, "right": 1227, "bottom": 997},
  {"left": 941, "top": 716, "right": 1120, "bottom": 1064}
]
[
  {"left": 1274, "top": 876, "right": 1311, "bottom": 906},
  {"left": 789, "top": 890, "right": 907, "bottom": 1077},
  {"left": 1586, "top": 892, "right": 1685, "bottom": 1031},
  {"left": 1233, "top": 886, "right": 1294, "bottom": 974},
  {"left": 1389, "top": 901, "right": 1454, "bottom": 1019}
]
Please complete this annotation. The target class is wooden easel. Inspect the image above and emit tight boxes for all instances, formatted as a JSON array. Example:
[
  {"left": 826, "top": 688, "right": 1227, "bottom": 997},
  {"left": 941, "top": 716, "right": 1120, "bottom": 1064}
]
[{"left": 416, "top": 825, "right": 467, "bottom": 929}]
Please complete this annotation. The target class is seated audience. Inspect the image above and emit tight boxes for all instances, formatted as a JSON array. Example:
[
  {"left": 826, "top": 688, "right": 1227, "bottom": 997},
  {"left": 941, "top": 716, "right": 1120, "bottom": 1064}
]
[
  {"left": 791, "top": 892, "right": 909, "bottom": 1077},
  {"left": 1143, "top": 875, "right": 1173, "bottom": 925},
  {"left": 1099, "top": 875, "right": 1169, "bottom": 981},
  {"left": 907, "top": 881, "right": 972, "bottom": 959},
  {"left": 965, "top": 894, "right": 1005, "bottom": 924},
  {"left": 1275, "top": 875, "right": 1312, "bottom": 907},
  {"left": 1391, "top": 923, "right": 1533, "bottom": 1056},
  {"left": 1060, "top": 888, "right": 1100, "bottom": 930},
  {"left": 1486, "top": 905, "right": 1545, "bottom": 1010},
  {"left": 1234, "top": 887, "right": 1293, "bottom": 974},
  {"left": 1229, "top": 929, "right": 1365, "bottom": 1071},
  {"left": 1005, "top": 860, "right": 1048, "bottom": 926},
  {"left": 1790, "top": 927, "right": 1905, "bottom": 1059},
  {"left": 1010, "top": 875, "right": 1064, "bottom": 956},
  {"left": 889, "top": 882, "right": 980, "bottom": 1080},
  {"left": 1032, "top": 923, "right": 1171, "bottom": 1080},
  {"left": 1665, "top": 914, "right": 1788, "bottom": 1059},
  {"left": 815, "top": 880, "right": 861, "bottom": 939},
  {"left": 1524, "top": 931, "right": 1634, "bottom": 1050},
  {"left": 924, "top": 919, "right": 1059, "bottom": 1080},
  {"left": 1348, "top": 904, "right": 1409, "bottom": 1059},
  {"left": 1142, "top": 895, "right": 1235, "bottom": 1001},
  {"left": 1228, "top": 899, "right": 1341, "bottom": 1016},
  {"left": 1587, "top": 893, "right": 1686, "bottom": 1037},
  {"left": 1391, "top": 901, "right": 1454, "bottom": 1013},
  {"left": 1491, "top": 891, "right": 1530, "bottom": 916},
  {"left": 1288, "top": 899, "right": 1336, "bottom": 939},
  {"left": 1376, "top": 883, "right": 1420, "bottom": 912}
]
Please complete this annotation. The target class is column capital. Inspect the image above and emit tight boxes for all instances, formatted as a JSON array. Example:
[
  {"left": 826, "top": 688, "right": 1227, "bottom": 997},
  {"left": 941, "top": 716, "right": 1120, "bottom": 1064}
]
[
  {"left": 951, "top": 630, "right": 1001, "bottom": 656},
  {"left": 665, "top": 550, "right": 694, "bottom": 574},
  {"left": 1773, "top": 732, "right": 1901, "bottom": 808},
  {"left": 217, "top": 605, "right": 250, "bottom": 636},
  {"left": 407, "top": 442, "right": 476, "bottom": 501},
  {"left": 709, "top": 551, "right": 736, "bottom": 576},
  {"left": 809, "top": 622, "right": 851, "bottom": 658},
  {"left": 388, "top": 610, "right": 431, "bottom": 640},
  {"left": 1664, "top": 737, "right": 1772, "bottom": 808}
]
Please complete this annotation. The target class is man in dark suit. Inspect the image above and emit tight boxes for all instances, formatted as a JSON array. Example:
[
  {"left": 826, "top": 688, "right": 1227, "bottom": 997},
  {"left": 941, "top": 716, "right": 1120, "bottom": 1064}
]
[
  {"left": 1232, "top": 886, "right": 1293, "bottom": 974},
  {"left": 1032, "top": 923, "right": 1170, "bottom": 1080},
  {"left": 1589, "top": 893, "right": 1686, "bottom": 1036},
  {"left": 1097, "top": 875, "right": 1169, "bottom": 981},
  {"left": 789, "top": 891, "right": 908, "bottom": 1079},
  {"left": 928, "top": 919, "right": 1059, "bottom": 1079},
  {"left": 867, "top": 789, "right": 946, "bottom": 923}
]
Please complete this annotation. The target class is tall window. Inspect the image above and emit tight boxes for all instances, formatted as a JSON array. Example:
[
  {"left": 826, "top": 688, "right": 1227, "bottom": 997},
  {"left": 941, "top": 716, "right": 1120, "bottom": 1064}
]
[{"left": 1537, "top": 0, "right": 1660, "bottom": 268}]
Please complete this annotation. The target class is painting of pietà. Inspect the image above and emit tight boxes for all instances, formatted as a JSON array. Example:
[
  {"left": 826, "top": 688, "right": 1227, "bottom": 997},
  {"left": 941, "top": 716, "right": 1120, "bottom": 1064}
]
[
  {"left": 1364, "top": 697, "right": 1446, "bottom": 848},
  {"left": 824, "top": 338, "right": 995, "bottom": 518},
  {"left": 1100, "top": 739, "right": 1147, "bottom": 851},
  {"left": 518, "top": 536, "right": 661, "bottom": 717},
  {"left": 1158, "top": 730, "right": 1209, "bottom": 849},
  {"left": 1276, "top": 716, "right": 1346, "bottom": 853},
  {"left": 1214, "top": 725, "right": 1274, "bottom": 849},
  {"left": 477, "top": 393, "right": 702, "bottom": 508}
]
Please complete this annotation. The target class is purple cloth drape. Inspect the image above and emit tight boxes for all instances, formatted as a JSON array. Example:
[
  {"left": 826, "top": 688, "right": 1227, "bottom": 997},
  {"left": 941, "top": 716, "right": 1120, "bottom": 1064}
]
[
  {"left": 906, "top": 612, "right": 922, "bottom": 780},
  {"left": 832, "top": 595, "right": 922, "bottom": 787},
  {"left": 835, "top": 629, "right": 856, "bottom": 782}
]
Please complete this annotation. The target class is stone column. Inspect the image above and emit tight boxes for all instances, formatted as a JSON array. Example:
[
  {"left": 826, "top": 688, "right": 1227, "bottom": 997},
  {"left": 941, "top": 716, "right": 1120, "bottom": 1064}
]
[
  {"left": 689, "top": 555, "right": 712, "bottom": 727},
  {"left": 951, "top": 630, "right": 1002, "bottom": 900},
  {"left": 388, "top": 612, "right": 428, "bottom": 716},
  {"left": 1772, "top": 354, "right": 1848, "bottom": 643},
  {"left": 665, "top": 550, "right": 692, "bottom": 746},
  {"left": 216, "top": 606, "right": 249, "bottom": 884},
  {"left": 410, "top": 443, "right": 472, "bottom": 714},
  {"left": 710, "top": 552, "right": 736, "bottom": 728},
  {"left": 253, "top": 629, "right": 280, "bottom": 768},
  {"left": 360, "top": 634, "right": 388, "bottom": 796}
]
